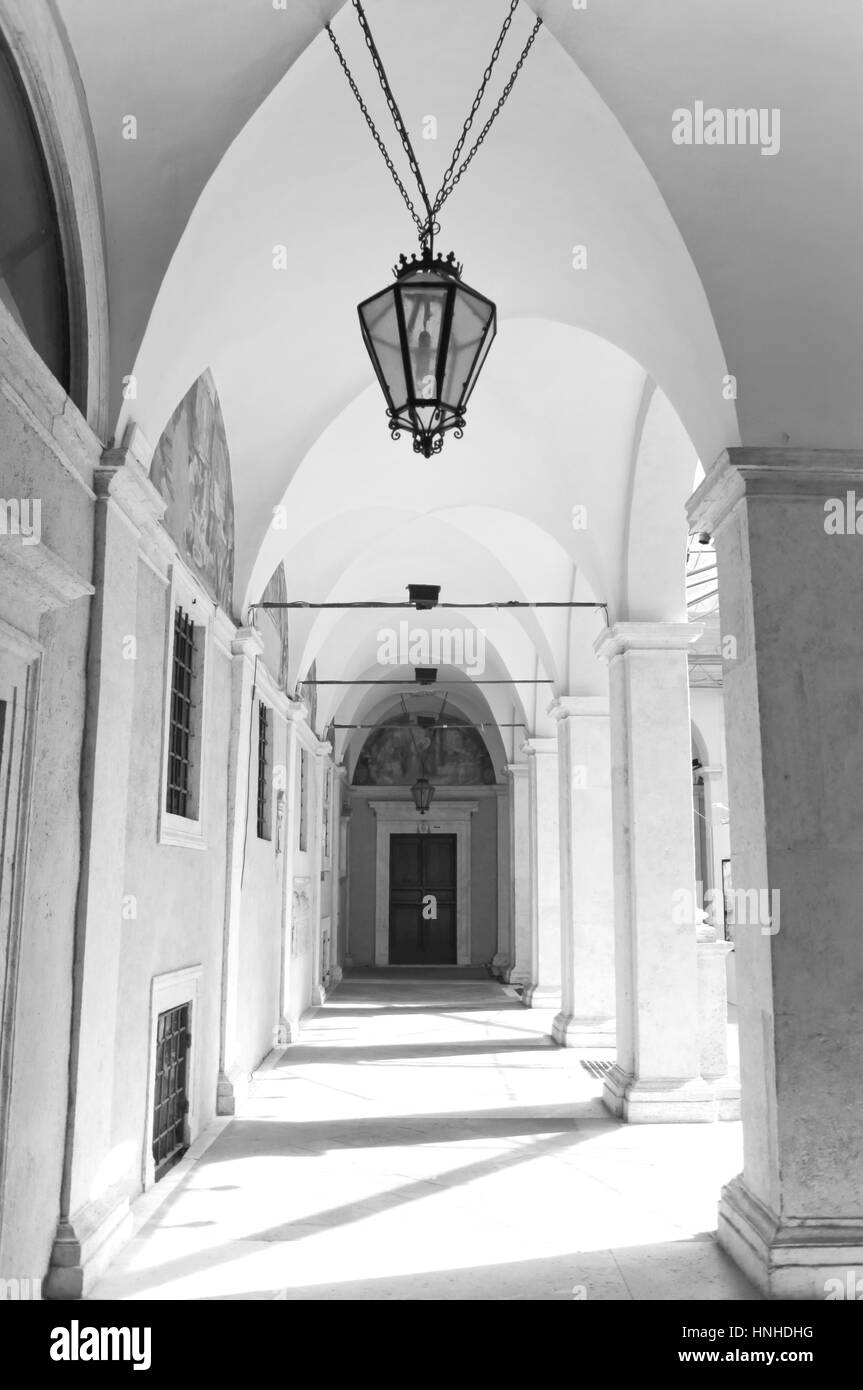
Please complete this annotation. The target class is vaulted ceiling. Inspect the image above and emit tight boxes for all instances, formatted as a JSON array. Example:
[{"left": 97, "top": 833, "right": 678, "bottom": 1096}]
[{"left": 55, "top": 0, "right": 863, "bottom": 734}]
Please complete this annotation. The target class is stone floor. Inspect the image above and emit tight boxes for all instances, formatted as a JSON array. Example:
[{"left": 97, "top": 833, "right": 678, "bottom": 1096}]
[{"left": 90, "top": 971, "right": 757, "bottom": 1301}]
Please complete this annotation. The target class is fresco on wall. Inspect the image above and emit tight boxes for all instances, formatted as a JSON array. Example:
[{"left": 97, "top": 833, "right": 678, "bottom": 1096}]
[
  {"left": 150, "top": 370, "right": 235, "bottom": 613},
  {"left": 300, "top": 660, "right": 318, "bottom": 731},
  {"left": 261, "top": 562, "right": 290, "bottom": 690},
  {"left": 353, "top": 718, "right": 495, "bottom": 786}
]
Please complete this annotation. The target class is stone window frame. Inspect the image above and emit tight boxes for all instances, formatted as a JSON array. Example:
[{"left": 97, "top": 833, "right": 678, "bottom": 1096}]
[{"left": 157, "top": 565, "right": 213, "bottom": 851}]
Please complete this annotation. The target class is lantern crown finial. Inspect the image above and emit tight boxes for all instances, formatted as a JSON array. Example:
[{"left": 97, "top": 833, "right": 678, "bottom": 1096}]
[{"left": 393, "top": 247, "right": 463, "bottom": 281}]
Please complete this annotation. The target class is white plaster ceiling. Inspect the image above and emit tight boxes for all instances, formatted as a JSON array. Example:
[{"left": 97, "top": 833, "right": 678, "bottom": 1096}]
[{"left": 55, "top": 0, "right": 863, "bottom": 733}]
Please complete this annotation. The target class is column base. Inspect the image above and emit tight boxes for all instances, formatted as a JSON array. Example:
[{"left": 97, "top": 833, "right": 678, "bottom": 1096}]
[
  {"left": 601, "top": 1064, "right": 717, "bottom": 1123},
  {"left": 44, "top": 1192, "right": 133, "bottom": 1300},
  {"left": 216, "top": 1065, "right": 250, "bottom": 1117},
  {"left": 275, "top": 1017, "right": 293, "bottom": 1046},
  {"left": 330, "top": 964, "right": 343, "bottom": 987},
  {"left": 311, "top": 984, "right": 327, "bottom": 1006},
  {"left": 719, "top": 1174, "right": 863, "bottom": 1300},
  {"left": 552, "top": 1012, "right": 616, "bottom": 1049},
  {"left": 706, "top": 1075, "right": 741, "bottom": 1121},
  {"left": 503, "top": 964, "right": 532, "bottom": 986},
  {"left": 523, "top": 983, "right": 562, "bottom": 1010},
  {"left": 490, "top": 952, "right": 510, "bottom": 978}
]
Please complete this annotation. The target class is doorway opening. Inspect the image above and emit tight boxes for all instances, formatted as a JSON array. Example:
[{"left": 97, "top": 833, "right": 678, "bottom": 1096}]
[{"left": 389, "top": 832, "right": 456, "bottom": 965}]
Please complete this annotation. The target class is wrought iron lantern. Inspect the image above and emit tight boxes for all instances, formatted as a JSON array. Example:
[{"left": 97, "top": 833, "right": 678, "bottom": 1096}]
[
  {"left": 358, "top": 247, "right": 497, "bottom": 458},
  {"left": 411, "top": 774, "right": 435, "bottom": 816}
]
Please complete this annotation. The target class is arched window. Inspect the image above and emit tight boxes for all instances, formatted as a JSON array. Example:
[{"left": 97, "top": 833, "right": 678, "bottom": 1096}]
[{"left": 0, "top": 31, "right": 69, "bottom": 390}]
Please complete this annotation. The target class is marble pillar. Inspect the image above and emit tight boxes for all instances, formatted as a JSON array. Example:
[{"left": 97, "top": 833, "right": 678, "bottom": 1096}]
[
  {"left": 550, "top": 696, "right": 615, "bottom": 1047},
  {"left": 217, "top": 625, "right": 265, "bottom": 1116},
  {"left": 689, "top": 447, "right": 863, "bottom": 1298},
  {"left": 523, "top": 739, "right": 561, "bottom": 1010},
  {"left": 503, "top": 762, "right": 531, "bottom": 986},
  {"left": 594, "top": 622, "right": 714, "bottom": 1122}
]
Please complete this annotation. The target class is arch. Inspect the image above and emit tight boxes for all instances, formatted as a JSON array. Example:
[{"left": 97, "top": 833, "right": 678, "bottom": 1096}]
[{"left": 0, "top": 0, "right": 109, "bottom": 435}]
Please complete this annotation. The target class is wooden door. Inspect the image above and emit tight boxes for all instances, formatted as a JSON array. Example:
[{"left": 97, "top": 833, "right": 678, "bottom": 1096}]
[{"left": 389, "top": 833, "right": 456, "bottom": 964}]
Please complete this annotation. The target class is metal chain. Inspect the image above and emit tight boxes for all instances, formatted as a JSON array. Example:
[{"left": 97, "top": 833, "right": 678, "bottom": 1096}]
[
  {"left": 326, "top": 21, "right": 426, "bottom": 239},
  {"left": 433, "top": 12, "right": 543, "bottom": 217},
  {"left": 433, "top": 0, "right": 519, "bottom": 212},
  {"left": 351, "top": 0, "right": 435, "bottom": 230},
  {"left": 326, "top": 0, "right": 542, "bottom": 246}
]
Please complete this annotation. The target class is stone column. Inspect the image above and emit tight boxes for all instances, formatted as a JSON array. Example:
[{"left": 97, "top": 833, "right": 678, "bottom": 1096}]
[
  {"left": 550, "top": 696, "right": 615, "bottom": 1047},
  {"left": 523, "top": 739, "right": 561, "bottom": 1009},
  {"left": 46, "top": 434, "right": 164, "bottom": 1298},
  {"left": 217, "top": 626, "right": 265, "bottom": 1116},
  {"left": 329, "top": 766, "right": 348, "bottom": 987},
  {"left": 503, "top": 763, "right": 531, "bottom": 985},
  {"left": 276, "top": 705, "right": 303, "bottom": 1044},
  {"left": 491, "top": 784, "right": 511, "bottom": 976},
  {"left": 697, "top": 926, "right": 738, "bottom": 1119},
  {"left": 594, "top": 622, "right": 714, "bottom": 1122},
  {"left": 689, "top": 447, "right": 863, "bottom": 1297},
  {"left": 310, "top": 743, "right": 330, "bottom": 1005}
]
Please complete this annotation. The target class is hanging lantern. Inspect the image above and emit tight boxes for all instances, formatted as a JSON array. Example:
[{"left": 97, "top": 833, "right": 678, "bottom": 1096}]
[
  {"left": 358, "top": 247, "right": 497, "bottom": 458},
  {"left": 411, "top": 775, "right": 435, "bottom": 815}
]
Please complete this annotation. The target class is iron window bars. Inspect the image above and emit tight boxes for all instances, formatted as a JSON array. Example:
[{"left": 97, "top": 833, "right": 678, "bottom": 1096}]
[{"left": 166, "top": 606, "right": 195, "bottom": 818}]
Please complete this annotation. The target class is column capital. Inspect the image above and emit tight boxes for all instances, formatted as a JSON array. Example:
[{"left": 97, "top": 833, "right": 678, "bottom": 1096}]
[
  {"left": 230, "top": 626, "right": 265, "bottom": 660},
  {"left": 549, "top": 695, "right": 610, "bottom": 722},
  {"left": 594, "top": 621, "right": 703, "bottom": 663},
  {"left": 522, "top": 737, "right": 557, "bottom": 757},
  {"left": 95, "top": 434, "right": 166, "bottom": 535},
  {"left": 688, "top": 446, "right": 863, "bottom": 538},
  {"left": 504, "top": 761, "right": 528, "bottom": 779}
]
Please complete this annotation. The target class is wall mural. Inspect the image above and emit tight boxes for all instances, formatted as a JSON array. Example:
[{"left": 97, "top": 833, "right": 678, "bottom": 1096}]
[
  {"left": 261, "top": 562, "right": 290, "bottom": 690},
  {"left": 353, "top": 719, "right": 495, "bottom": 786},
  {"left": 150, "top": 369, "right": 235, "bottom": 613}
]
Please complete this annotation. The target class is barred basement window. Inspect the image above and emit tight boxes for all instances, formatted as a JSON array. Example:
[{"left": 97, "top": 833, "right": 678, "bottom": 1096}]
[
  {"left": 166, "top": 606, "right": 195, "bottom": 818},
  {"left": 152, "top": 1002, "right": 190, "bottom": 1182},
  {"left": 299, "top": 748, "right": 308, "bottom": 851},
  {"left": 257, "top": 701, "right": 271, "bottom": 840}
]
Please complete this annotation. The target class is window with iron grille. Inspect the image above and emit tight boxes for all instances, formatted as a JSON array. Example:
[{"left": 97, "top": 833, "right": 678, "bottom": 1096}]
[
  {"left": 152, "top": 1002, "right": 190, "bottom": 1182},
  {"left": 166, "top": 606, "right": 198, "bottom": 818},
  {"left": 299, "top": 748, "right": 308, "bottom": 851},
  {"left": 257, "top": 701, "right": 271, "bottom": 840}
]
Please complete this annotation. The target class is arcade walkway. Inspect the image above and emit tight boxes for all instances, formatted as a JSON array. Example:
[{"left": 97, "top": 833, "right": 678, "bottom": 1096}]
[{"left": 91, "top": 972, "right": 757, "bottom": 1301}]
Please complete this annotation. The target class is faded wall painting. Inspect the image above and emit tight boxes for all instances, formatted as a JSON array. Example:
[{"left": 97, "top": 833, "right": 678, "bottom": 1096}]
[
  {"left": 261, "top": 562, "right": 290, "bottom": 690},
  {"left": 150, "top": 369, "right": 235, "bottom": 613},
  {"left": 353, "top": 718, "right": 495, "bottom": 786}
]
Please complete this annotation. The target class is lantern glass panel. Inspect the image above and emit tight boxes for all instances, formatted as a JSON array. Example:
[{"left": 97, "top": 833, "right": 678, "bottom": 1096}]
[
  {"left": 399, "top": 282, "right": 448, "bottom": 401},
  {"left": 359, "top": 288, "right": 406, "bottom": 409},
  {"left": 441, "top": 289, "right": 494, "bottom": 409}
]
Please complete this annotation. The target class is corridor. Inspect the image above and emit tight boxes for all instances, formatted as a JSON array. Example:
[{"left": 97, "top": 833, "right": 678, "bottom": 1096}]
[{"left": 91, "top": 974, "right": 757, "bottom": 1301}]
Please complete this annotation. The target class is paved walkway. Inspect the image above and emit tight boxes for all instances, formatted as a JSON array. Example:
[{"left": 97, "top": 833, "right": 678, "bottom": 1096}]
[{"left": 91, "top": 972, "right": 757, "bottom": 1301}]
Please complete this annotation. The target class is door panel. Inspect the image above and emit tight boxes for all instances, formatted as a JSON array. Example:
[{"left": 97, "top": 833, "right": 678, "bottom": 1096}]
[{"left": 389, "top": 833, "right": 457, "bottom": 964}]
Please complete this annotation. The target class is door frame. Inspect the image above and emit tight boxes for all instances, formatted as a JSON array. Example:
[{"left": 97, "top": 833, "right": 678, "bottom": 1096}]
[{"left": 371, "top": 800, "right": 478, "bottom": 966}]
